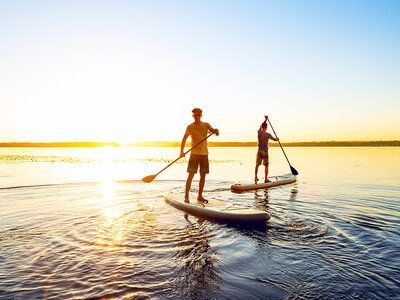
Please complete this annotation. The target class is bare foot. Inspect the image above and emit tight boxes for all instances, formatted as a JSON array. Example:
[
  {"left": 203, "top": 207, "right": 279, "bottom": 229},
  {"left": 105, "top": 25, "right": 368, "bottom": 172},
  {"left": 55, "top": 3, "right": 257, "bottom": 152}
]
[
  {"left": 255, "top": 177, "right": 259, "bottom": 184},
  {"left": 197, "top": 196, "right": 208, "bottom": 203},
  {"left": 264, "top": 179, "right": 271, "bottom": 183},
  {"left": 184, "top": 196, "right": 190, "bottom": 203}
]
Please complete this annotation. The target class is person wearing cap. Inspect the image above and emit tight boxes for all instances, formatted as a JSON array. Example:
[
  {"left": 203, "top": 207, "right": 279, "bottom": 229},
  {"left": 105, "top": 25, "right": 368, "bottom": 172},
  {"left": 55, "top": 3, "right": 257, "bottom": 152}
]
[
  {"left": 180, "top": 108, "right": 219, "bottom": 203},
  {"left": 255, "top": 116, "right": 279, "bottom": 183}
]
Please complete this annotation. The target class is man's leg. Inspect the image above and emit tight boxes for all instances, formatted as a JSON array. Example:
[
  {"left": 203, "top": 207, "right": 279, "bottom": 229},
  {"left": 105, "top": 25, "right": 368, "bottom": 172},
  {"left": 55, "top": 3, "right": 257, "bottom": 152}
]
[
  {"left": 255, "top": 164, "right": 260, "bottom": 183},
  {"left": 197, "top": 155, "right": 209, "bottom": 203},
  {"left": 264, "top": 165, "right": 270, "bottom": 182},
  {"left": 198, "top": 173, "right": 206, "bottom": 202},
  {"left": 185, "top": 172, "right": 195, "bottom": 202},
  {"left": 264, "top": 151, "right": 270, "bottom": 182}
]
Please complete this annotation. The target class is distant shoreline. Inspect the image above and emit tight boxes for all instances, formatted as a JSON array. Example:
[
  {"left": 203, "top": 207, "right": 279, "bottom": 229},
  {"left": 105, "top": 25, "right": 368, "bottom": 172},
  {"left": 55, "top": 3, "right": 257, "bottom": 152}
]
[
  {"left": 0, "top": 142, "right": 120, "bottom": 147},
  {"left": 127, "top": 141, "right": 400, "bottom": 147},
  {"left": 0, "top": 141, "right": 399, "bottom": 147}
]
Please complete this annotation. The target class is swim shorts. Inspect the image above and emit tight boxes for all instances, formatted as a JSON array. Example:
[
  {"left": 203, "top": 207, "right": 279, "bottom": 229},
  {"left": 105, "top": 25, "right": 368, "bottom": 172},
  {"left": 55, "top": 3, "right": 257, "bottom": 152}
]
[
  {"left": 187, "top": 154, "right": 209, "bottom": 174},
  {"left": 256, "top": 149, "right": 269, "bottom": 166}
]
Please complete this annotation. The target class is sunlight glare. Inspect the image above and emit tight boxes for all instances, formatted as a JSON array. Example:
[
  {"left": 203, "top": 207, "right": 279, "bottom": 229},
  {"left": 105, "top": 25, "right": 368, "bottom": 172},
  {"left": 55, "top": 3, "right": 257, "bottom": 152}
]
[{"left": 100, "top": 146, "right": 117, "bottom": 203}]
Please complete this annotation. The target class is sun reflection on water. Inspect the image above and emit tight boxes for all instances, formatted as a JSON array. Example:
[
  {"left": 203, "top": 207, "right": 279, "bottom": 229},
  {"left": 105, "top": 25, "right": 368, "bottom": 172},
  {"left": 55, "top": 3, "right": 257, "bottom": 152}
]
[
  {"left": 95, "top": 147, "right": 129, "bottom": 250},
  {"left": 96, "top": 195, "right": 130, "bottom": 250},
  {"left": 96, "top": 196, "right": 129, "bottom": 251}
]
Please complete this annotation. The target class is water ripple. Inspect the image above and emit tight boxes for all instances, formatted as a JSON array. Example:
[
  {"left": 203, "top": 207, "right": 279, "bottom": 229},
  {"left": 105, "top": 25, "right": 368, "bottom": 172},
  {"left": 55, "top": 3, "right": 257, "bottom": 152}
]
[{"left": 1, "top": 147, "right": 400, "bottom": 300}]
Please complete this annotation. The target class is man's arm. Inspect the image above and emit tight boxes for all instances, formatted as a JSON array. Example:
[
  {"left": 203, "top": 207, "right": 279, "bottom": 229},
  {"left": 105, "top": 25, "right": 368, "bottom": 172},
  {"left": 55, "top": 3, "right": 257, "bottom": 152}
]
[
  {"left": 267, "top": 132, "right": 279, "bottom": 142},
  {"left": 207, "top": 123, "right": 219, "bottom": 136},
  {"left": 271, "top": 134, "right": 279, "bottom": 142},
  {"left": 180, "top": 133, "right": 190, "bottom": 157}
]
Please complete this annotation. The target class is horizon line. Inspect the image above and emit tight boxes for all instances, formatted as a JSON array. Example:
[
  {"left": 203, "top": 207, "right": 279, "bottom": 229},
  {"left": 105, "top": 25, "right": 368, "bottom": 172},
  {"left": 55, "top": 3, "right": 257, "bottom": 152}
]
[{"left": 0, "top": 140, "right": 399, "bottom": 147}]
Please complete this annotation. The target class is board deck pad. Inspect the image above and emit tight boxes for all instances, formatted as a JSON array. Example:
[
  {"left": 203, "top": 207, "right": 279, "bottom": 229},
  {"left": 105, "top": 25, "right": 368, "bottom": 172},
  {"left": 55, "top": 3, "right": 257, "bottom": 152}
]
[
  {"left": 163, "top": 192, "right": 270, "bottom": 222},
  {"left": 231, "top": 173, "right": 297, "bottom": 191}
]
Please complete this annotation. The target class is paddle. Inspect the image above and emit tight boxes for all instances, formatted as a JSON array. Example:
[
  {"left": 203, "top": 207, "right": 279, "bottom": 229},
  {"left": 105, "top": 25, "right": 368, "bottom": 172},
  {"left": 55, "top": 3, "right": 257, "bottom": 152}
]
[
  {"left": 265, "top": 116, "right": 299, "bottom": 176},
  {"left": 142, "top": 132, "right": 214, "bottom": 183}
]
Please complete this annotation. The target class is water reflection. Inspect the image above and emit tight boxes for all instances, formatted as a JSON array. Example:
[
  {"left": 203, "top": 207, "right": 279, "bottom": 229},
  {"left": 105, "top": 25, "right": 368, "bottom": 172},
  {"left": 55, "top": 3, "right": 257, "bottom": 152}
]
[
  {"left": 254, "top": 189, "right": 270, "bottom": 211},
  {"left": 95, "top": 147, "right": 127, "bottom": 250},
  {"left": 97, "top": 184, "right": 128, "bottom": 250},
  {"left": 97, "top": 207, "right": 127, "bottom": 249},
  {"left": 2, "top": 147, "right": 399, "bottom": 299},
  {"left": 101, "top": 180, "right": 116, "bottom": 204},
  {"left": 289, "top": 187, "right": 298, "bottom": 201},
  {"left": 173, "top": 214, "right": 221, "bottom": 299}
]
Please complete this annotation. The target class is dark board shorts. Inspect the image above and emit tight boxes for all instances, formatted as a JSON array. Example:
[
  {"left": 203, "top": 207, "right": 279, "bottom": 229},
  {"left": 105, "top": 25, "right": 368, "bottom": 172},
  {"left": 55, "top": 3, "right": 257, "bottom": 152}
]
[
  {"left": 256, "top": 149, "right": 269, "bottom": 166},
  {"left": 187, "top": 154, "right": 209, "bottom": 174}
]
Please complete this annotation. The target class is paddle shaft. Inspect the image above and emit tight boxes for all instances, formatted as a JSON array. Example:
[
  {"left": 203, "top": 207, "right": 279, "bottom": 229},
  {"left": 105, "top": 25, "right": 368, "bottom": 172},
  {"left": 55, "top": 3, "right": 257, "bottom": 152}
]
[
  {"left": 267, "top": 118, "right": 297, "bottom": 174},
  {"left": 153, "top": 132, "right": 214, "bottom": 177}
]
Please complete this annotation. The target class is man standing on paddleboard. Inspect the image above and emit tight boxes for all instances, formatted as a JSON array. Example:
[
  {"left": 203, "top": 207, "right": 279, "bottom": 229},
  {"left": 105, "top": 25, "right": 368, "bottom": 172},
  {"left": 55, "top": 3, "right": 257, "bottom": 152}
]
[
  {"left": 180, "top": 108, "right": 219, "bottom": 203},
  {"left": 255, "top": 116, "right": 279, "bottom": 183}
]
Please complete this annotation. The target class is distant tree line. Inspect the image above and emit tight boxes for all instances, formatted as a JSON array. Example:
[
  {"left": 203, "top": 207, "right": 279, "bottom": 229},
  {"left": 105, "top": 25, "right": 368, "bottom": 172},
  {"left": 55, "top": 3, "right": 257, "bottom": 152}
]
[
  {"left": 0, "top": 142, "right": 119, "bottom": 147},
  {"left": 209, "top": 141, "right": 400, "bottom": 147},
  {"left": 0, "top": 141, "right": 398, "bottom": 147},
  {"left": 271, "top": 141, "right": 400, "bottom": 147},
  {"left": 127, "top": 141, "right": 400, "bottom": 147}
]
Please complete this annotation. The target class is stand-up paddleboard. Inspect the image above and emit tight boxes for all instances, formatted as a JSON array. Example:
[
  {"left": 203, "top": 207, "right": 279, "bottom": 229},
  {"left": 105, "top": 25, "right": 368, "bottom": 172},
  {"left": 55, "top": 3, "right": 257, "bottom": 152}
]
[
  {"left": 231, "top": 173, "right": 297, "bottom": 191},
  {"left": 163, "top": 192, "right": 270, "bottom": 222}
]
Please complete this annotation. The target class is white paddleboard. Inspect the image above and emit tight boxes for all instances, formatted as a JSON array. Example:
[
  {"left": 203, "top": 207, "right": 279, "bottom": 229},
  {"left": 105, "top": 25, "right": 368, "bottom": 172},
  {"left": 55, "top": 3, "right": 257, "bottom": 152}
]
[
  {"left": 231, "top": 173, "right": 297, "bottom": 191},
  {"left": 163, "top": 192, "right": 270, "bottom": 222}
]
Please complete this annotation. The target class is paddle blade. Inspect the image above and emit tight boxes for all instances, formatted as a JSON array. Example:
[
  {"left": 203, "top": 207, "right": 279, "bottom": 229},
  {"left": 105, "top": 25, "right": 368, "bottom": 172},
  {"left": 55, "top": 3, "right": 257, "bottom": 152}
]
[
  {"left": 290, "top": 166, "right": 299, "bottom": 176},
  {"left": 142, "top": 174, "right": 157, "bottom": 183}
]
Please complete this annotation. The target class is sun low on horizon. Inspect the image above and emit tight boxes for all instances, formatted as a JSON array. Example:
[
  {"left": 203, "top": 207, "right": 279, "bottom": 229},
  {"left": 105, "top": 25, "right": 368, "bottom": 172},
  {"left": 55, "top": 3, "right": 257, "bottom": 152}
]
[{"left": 0, "top": 1, "right": 399, "bottom": 144}]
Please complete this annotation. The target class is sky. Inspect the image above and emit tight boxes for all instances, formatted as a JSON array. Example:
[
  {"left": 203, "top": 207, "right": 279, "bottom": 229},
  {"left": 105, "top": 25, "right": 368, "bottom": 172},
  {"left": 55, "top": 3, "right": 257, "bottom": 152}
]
[{"left": 0, "top": 0, "right": 399, "bottom": 143}]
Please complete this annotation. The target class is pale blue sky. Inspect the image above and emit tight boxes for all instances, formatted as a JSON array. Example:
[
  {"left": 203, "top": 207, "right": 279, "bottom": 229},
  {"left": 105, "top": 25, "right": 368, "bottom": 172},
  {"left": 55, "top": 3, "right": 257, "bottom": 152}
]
[{"left": 0, "top": 0, "right": 399, "bottom": 142}]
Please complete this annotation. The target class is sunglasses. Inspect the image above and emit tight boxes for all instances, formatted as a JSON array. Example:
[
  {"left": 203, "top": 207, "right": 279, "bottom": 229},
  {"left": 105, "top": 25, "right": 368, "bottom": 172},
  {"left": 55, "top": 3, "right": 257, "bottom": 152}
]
[{"left": 193, "top": 114, "right": 201, "bottom": 116}]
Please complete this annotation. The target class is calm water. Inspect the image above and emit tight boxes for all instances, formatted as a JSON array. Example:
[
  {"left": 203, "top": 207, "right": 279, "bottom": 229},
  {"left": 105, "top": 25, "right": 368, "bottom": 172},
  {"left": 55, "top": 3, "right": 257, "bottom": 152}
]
[{"left": 0, "top": 147, "right": 399, "bottom": 299}]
